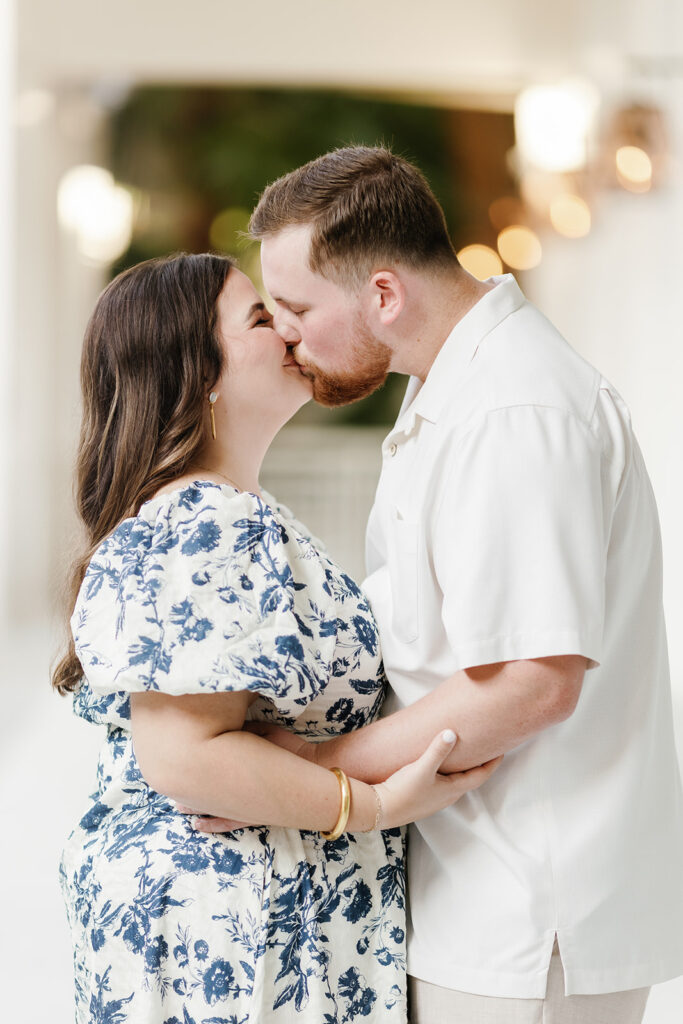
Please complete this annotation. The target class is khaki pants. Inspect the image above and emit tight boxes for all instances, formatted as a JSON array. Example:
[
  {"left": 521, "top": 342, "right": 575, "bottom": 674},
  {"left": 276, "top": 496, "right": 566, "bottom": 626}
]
[{"left": 408, "top": 945, "right": 650, "bottom": 1024}]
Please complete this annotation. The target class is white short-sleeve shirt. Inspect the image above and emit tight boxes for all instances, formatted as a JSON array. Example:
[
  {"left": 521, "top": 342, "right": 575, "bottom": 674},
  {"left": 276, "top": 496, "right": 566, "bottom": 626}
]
[{"left": 363, "top": 274, "right": 683, "bottom": 997}]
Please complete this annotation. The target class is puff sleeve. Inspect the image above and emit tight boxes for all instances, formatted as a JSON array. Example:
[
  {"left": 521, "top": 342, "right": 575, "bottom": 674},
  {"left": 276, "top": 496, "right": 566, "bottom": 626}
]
[{"left": 72, "top": 483, "right": 338, "bottom": 718}]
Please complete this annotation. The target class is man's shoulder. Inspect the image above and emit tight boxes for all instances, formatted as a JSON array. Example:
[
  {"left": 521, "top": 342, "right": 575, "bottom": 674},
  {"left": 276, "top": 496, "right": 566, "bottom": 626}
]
[{"left": 443, "top": 301, "right": 603, "bottom": 437}]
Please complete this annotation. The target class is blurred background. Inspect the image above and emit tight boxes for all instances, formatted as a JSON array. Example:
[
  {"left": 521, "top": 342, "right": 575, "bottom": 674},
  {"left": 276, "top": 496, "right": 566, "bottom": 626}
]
[{"left": 1, "top": 0, "right": 682, "bottom": 1019}]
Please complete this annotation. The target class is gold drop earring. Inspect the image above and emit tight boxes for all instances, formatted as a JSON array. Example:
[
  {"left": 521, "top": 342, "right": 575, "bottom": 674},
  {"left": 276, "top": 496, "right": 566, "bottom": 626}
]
[{"left": 209, "top": 392, "right": 218, "bottom": 440}]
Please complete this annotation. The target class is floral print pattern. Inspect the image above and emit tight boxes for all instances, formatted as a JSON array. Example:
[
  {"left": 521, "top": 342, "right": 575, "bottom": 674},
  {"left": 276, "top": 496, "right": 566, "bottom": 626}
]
[{"left": 60, "top": 483, "right": 406, "bottom": 1022}]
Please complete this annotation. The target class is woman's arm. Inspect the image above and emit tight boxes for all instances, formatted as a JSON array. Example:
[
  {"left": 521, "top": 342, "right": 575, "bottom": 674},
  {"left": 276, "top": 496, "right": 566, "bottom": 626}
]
[{"left": 131, "top": 690, "right": 501, "bottom": 833}]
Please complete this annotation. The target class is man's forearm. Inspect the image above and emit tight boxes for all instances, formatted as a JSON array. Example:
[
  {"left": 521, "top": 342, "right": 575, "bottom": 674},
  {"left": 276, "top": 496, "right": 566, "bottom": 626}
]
[{"left": 317, "top": 656, "right": 586, "bottom": 782}]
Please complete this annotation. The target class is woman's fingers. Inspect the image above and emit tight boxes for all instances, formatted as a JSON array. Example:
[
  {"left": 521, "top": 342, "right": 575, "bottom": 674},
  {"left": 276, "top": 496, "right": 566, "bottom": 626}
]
[
  {"left": 418, "top": 729, "right": 459, "bottom": 774},
  {"left": 450, "top": 755, "right": 504, "bottom": 792}
]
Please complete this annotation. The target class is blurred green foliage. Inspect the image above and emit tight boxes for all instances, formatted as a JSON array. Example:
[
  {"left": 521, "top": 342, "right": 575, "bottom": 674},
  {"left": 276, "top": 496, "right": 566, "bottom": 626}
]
[{"left": 110, "top": 87, "right": 464, "bottom": 425}]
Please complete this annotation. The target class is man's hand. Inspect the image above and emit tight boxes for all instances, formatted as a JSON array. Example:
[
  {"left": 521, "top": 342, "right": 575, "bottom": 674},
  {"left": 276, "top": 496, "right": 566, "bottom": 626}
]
[{"left": 174, "top": 805, "right": 249, "bottom": 832}]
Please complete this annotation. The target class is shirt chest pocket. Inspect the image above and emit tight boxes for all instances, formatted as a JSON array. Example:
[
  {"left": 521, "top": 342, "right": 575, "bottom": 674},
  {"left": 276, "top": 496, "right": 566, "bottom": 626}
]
[{"left": 388, "top": 511, "right": 420, "bottom": 644}]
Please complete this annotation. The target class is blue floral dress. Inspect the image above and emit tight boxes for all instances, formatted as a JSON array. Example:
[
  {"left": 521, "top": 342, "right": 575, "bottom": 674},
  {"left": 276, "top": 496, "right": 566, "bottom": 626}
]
[{"left": 60, "top": 482, "right": 406, "bottom": 1024}]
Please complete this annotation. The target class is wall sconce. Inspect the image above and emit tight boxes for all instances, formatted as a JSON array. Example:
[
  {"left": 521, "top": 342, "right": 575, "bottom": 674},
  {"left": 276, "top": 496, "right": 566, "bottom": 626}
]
[{"left": 602, "top": 103, "right": 668, "bottom": 193}]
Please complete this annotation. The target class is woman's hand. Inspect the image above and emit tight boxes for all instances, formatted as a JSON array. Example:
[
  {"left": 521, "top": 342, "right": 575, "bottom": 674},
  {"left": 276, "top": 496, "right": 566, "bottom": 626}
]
[
  {"left": 182, "top": 730, "right": 501, "bottom": 833},
  {"left": 374, "top": 730, "right": 502, "bottom": 829}
]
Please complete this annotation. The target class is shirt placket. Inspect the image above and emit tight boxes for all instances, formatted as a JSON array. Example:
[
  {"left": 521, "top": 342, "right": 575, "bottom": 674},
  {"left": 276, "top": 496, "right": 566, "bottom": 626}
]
[{"left": 379, "top": 411, "right": 422, "bottom": 519}]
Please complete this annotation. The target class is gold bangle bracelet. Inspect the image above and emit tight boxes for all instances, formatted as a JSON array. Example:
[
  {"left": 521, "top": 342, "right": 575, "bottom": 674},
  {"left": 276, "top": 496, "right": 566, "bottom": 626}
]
[{"left": 320, "top": 767, "right": 351, "bottom": 841}]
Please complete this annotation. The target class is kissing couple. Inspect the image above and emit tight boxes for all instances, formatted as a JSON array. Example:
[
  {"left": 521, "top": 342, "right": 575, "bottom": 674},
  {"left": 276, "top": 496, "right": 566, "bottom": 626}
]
[{"left": 57, "top": 146, "right": 683, "bottom": 1024}]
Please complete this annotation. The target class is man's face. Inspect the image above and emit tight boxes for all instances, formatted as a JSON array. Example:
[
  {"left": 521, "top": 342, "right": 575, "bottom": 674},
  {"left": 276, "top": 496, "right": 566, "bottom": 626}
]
[{"left": 259, "top": 224, "right": 392, "bottom": 407}]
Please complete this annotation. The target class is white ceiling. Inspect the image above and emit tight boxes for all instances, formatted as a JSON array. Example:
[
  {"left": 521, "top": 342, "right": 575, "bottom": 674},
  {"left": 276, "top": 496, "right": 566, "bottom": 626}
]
[{"left": 17, "top": 0, "right": 683, "bottom": 107}]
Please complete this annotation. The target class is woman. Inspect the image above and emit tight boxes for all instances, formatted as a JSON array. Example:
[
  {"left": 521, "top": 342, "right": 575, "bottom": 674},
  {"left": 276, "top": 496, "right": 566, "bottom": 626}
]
[{"left": 55, "top": 253, "right": 499, "bottom": 1024}]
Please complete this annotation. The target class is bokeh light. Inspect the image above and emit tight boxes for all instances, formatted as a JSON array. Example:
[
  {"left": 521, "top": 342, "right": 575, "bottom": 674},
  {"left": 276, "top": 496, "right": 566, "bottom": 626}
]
[
  {"left": 549, "top": 194, "right": 592, "bottom": 238},
  {"left": 515, "top": 79, "right": 599, "bottom": 173},
  {"left": 457, "top": 244, "right": 504, "bottom": 280},
  {"left": 57, "top": 165, "right": 134, "bottom": 264},
  {"left": 615, "top": 146, "right": 653, "bottom": 193},
  {"left": 497, "top": 225, "right": 542, "bottom": 270}
]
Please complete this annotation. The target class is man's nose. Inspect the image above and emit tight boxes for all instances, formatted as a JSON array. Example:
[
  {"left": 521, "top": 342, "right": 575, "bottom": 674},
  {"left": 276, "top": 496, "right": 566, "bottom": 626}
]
[{"left": 273, "top": 309, "right": 301, "bottom": 344}]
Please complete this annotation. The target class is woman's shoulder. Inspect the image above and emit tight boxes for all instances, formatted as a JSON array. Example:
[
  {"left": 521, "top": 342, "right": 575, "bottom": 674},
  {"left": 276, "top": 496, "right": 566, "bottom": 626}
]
[
  {"left": 139, "top": 478, "right": 261, "bottom": 520},
  {"left": 72, "top": 480, "right": 342, "bottom": 702},
  {"left": 75, "top": 482, "right": 275, "bottom": 611},
  {"left": 72, "top": 481, "right": 286, "bottom": 649},
  {"left": 102, "top": 480, "right": 268, "bottom": 555},
  {"left": 79, "top": 481, "right": 328, "bottom": 609}
]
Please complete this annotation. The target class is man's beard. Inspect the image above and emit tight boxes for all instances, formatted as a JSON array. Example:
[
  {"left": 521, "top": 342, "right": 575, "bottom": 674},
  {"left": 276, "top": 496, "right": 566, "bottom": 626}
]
[{"left": 298, "top": 316, "right": 392, "bottom": 408}]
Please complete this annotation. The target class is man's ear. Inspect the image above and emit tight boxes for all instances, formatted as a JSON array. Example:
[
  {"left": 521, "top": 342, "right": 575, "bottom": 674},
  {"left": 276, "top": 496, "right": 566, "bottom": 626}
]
[{"left": 368, "top": 270, "right": 405, "bottom": 326}]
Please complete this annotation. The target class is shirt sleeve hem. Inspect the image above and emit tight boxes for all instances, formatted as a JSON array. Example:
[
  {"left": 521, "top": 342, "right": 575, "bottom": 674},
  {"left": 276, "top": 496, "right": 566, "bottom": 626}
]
[{"left": 448, "top": 629, "right": 602, "bottom": 673}]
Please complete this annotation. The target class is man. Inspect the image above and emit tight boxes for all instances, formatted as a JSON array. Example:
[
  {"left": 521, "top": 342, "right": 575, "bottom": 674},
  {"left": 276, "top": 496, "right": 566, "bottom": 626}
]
[{"left": 202, "top": 146, "right": 683, "bottom": 1022}]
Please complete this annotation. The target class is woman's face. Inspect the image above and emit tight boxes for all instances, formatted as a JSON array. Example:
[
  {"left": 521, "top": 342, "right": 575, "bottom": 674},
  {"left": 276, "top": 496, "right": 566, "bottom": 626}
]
[{"left": 213, "top": 269, "right": 312, "bottom": 427}]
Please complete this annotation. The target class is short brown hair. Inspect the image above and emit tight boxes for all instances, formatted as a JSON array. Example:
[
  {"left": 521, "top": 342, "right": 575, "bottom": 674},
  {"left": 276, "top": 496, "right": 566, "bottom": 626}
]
[{"left": 249, "top": 146, "right": 459, "bottom": 288}]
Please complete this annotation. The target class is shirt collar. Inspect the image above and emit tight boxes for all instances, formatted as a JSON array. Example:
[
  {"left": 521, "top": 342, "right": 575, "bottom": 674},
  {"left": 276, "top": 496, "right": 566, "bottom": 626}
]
[{"left": 393, "top": 274, "right": 527, "bottom": 433}]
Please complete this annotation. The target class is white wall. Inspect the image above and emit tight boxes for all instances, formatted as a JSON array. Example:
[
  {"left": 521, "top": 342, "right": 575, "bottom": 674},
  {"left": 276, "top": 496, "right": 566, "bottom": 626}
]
[
  {"left": 0, "top": 0, "right": 15, "bottom": 634},
  {"left": 16, "top": 0, "right": 678, "bottom": 103},
  {"left": 17, "top": 0, "right": 584, "bottom": 102},
  {"left": 11, "top": 86, "right": 108, "bottom": 622}
]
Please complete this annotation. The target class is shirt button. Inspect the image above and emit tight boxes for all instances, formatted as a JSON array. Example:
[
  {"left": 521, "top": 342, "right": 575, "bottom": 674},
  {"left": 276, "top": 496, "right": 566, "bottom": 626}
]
[{"left": 389, "top": 443, "right": 398, "bottom": 457}]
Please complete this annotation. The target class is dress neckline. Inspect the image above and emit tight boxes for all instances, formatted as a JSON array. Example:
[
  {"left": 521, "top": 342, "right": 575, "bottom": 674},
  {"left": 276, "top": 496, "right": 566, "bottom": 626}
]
[{"left": 138, "top": 479, "right": 278, "bottom": 517}]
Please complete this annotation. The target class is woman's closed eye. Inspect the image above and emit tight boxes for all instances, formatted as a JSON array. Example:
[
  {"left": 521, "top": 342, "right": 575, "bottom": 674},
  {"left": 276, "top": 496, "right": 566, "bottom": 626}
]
[{"left": 252, "top": 313, "right": 273, "bottom": 327}]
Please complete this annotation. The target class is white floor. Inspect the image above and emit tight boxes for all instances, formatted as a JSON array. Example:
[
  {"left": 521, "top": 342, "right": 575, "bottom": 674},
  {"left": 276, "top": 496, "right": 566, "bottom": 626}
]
[{"left": 3, "top": 624, "right": 683, "bottom": 1022}]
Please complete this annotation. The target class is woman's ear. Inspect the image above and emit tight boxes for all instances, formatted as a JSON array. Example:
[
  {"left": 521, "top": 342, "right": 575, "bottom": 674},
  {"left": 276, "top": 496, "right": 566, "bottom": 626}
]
[{"left": 368, "top": 270, "right": 405, "bottom": 327}]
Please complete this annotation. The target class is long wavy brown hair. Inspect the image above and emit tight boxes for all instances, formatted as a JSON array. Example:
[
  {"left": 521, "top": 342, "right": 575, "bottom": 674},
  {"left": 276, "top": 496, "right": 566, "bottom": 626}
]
[{"left": 52, "top": 252, "right": 234, "bottom": 694}]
